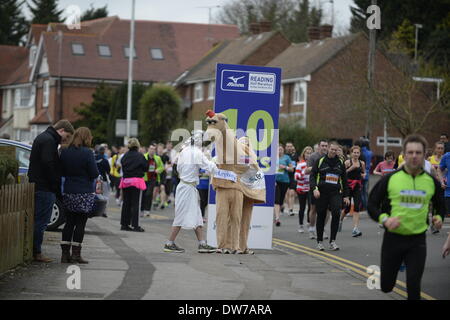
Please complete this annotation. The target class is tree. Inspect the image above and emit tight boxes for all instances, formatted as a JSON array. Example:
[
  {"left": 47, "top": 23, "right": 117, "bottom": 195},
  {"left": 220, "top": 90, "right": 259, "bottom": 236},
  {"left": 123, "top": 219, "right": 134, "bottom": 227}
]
[
  {"left": 80, "top": 4, "right": 108, "bottom": 22},
  {"left": 29, "top": 0, "right": 63, "bottom": 24},
  {"left": 388, "top": 19, "right": 415, "bottom": 57},
  {"left": 216, "top": 0, "right": 324, "bottom": 42},
  {"left": 73, "top": 83, "right": 113, "bottom": 145},
  {"left": 139, "top": 85, "right": 181, "bottom": 146},
  {"left": 0, "top": 0, "right": 28, "bottom": 45}
]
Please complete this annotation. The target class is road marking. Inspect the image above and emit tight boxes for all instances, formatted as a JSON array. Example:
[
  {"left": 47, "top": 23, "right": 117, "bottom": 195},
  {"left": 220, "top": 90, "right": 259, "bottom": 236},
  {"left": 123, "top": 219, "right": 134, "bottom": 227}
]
[{"left": 272, "top": 238, "right": 436, "bottom": 300}]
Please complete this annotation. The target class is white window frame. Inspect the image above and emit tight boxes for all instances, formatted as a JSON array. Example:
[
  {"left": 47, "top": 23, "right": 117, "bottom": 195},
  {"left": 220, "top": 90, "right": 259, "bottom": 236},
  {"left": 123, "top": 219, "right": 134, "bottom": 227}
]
[
  {"left": 207, "top": 81, "right": 215, "bottom": 100},
  {"left": 150, "top": 48, "right": 164, "bottom": 60},
  {"left": 43, "top": 80, "right": 49, "bottom": 107},
  {"left": 280, "top": 85, "right": 284, "bottom": 107},
  {"left": 293, "top": 81, "right": 306, "bottom": 105},
  {"left": 194, "top": 83, "right": 204, "bottom": 102}
]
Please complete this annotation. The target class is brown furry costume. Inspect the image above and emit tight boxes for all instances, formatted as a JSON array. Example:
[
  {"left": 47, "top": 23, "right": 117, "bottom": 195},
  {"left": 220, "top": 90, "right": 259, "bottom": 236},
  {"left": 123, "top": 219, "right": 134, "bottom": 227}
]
[{"left": 205, "top": 110, "right": 265, "bottom": 252}]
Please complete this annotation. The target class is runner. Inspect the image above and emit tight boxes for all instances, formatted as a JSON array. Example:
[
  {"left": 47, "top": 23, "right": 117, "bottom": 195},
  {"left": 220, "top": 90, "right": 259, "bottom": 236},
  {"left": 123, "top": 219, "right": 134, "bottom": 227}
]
[
  {"left": 437, "top": 149, "right": 450, "bottom": 219},
  {"left": 274, "top": 144, "right": 292, "bottom": 227},
  {"left": 306, "top": 139, "right": 330, "bottom": 239},
  {"left": 428, "top": 141, "right": 445, "bottom": 172},
  {"left": 295, "top": 146, "right": 313, "bottom": 233},
  {"left": 373, "top": 151, "right": 396, "bottom": 176},
  {"left": 368, "top": 134, "right": 445, "bottom": 300},
  {"left": 339, "top": 145, "right": 365, "bottom": 237},
  {"left": 285, "top": 142, "right": 298, "bottom": 216},
  {"left": 141, "top": 143, "right": 163, "bottom": 217},
  {"left": 310, "top": 141, "right": 350, "bottom": 251}
]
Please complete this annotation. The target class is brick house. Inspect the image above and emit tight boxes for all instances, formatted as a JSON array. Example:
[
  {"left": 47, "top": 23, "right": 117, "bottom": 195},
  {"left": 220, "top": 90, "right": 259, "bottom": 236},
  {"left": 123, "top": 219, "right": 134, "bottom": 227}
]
[
  {"left": 267, "top": 30, "right": 448, "bottom": 156},
  {"left": 174, "top": 22, "right": 291, "bottom": 121},
  {"left": 0, "top": 16, "right": 239, "bottom": 141}
]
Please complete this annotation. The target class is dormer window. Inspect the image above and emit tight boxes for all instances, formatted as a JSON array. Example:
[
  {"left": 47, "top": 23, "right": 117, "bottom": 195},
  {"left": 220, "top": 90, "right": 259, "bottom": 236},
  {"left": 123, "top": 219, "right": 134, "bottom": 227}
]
[{"left": 71, "top": 43, "right": 84, "bottom": 55}]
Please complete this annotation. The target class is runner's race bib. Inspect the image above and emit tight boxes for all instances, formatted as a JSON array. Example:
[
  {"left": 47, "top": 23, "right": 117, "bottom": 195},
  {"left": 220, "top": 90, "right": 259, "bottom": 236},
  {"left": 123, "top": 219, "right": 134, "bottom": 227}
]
[
  {"left": 214, "top": 169, "right": 237, "bottom": 183},
  {"left": 325, "top": 173, "right": 339, "bottom": 184},
  {"left": 148, "top": 164, "right": 156, "bottom": 172},
  {"left": 399, "top": 190, "right": 426, "bottom": 209}
]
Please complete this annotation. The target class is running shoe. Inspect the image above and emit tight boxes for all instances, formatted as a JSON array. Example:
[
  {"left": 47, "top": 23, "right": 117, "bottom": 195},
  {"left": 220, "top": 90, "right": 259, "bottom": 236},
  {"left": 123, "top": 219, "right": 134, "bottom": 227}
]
[
  {"left": 198, "top": 243, "right": 216, "bottom": 253},
  {"left": 323, "top": 232, "right": 329, "bottom": 240},
  {"left": 329, "top": 241, "right": 339, "bottom": 251},
  {"left": 298, "top": 226, "right": 305, "bottom": 233},
  {"left": 352, "top": 228, "right": 362, "bottom": 237},
  {"left": 309, "top": 230, "right": 316, "bottom": 239},
  {"left": 164, "top": 243, "right": 185, "bottom": 253},
  {"left": 275, "top": 219, "right": 281, "bottom": 227},
  {"left": 430, "top": 225, "right": 440, "bottom": 234},
  {"left": 289, "top": 210, "right": 295, "bottom": 216},
  {"left": 317, "top": 242, "right": 325, "bottom": 251}
]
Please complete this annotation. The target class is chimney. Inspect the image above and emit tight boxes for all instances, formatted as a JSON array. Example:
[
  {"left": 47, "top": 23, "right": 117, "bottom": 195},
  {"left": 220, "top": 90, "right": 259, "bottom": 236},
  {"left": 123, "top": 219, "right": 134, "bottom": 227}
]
[
  {"left": 307, "top": 26, "right": 320, "bottom": 41},
  {"left": 259, "top": 20, "right": 272, "bottom": 33},
  {"left": 249, "top": 23, "right": 260, "bottom": 35},
  {"left": 319, "top": 24, "right": 333, "bottom": 39}
]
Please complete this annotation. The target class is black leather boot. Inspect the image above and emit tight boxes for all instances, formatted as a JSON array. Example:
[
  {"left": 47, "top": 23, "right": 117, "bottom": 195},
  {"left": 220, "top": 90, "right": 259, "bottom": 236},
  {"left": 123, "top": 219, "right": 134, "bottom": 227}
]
[
  {"left": 71, "top": 245, "right": 89, "bottom": 264},
  {"left": 61, "top": 244, "right": 72, "bottom": 263}
]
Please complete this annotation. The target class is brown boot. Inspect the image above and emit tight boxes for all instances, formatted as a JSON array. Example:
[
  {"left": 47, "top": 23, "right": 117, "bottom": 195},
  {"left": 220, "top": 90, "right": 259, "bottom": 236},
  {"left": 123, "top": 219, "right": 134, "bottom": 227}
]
[
  {"left": 33, "top": 253, "right": 53, "bottom": 263},
  {"left": 60, "top": 244, "right": 72, "bottom": 263},
  {"left": 71, "top": 245, "right": 89, "bottom": 264}
]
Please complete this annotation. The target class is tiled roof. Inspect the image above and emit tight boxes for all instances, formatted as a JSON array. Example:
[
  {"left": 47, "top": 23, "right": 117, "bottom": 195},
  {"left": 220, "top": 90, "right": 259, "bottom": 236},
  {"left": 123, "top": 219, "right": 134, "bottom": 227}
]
[
  {"left": 267, "top": 33, "right": 360, "bottom": 80},
  {"left": 179, "top": 31, "right": 280, "bottom": 83},
  {"left": 0, "top": 46, "right": 29, "bottom": 85},
  {"left": 37, "top": 17, "right": 239, "bottom": 83}
]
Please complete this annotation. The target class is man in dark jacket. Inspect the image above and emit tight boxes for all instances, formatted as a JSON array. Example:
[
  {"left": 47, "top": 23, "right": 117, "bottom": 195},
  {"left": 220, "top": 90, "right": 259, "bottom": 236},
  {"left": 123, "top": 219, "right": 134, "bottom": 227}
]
[
  {"left": 95, "top": 147, "right": 111, "bottom": 217},
  {"left": 28, "top": 120, "right": 74, "bottom": 262}
]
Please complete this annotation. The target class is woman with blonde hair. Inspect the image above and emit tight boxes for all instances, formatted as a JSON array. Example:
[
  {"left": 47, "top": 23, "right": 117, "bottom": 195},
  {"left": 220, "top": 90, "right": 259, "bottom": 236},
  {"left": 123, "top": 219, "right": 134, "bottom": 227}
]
[
  {"left": 60, "top": 127, "right": 99, "bottom": 264},
  {"left": 119, "top": 138, "right": 149, "bottom": 232}
]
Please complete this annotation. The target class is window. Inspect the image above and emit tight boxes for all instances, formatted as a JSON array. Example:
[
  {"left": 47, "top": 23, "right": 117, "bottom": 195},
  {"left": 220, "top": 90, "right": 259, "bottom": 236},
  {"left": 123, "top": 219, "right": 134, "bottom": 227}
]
[
  {"left": 150, "top": 48, "right": 164, "bottom": 60},
  {"left": 43, "top": 80, "right": 49, "bottom": 107},
  {"left": 208, "top": 81, "right": 215, "bottom": 100},
  {"left": 71, "top": 43, "right": 85, "bottom": 55},
  {"left": 98, "top": 45, "right": 111, "bottom": 57},
  {"left": 194, "top": 83, "right": 203, "bottom": 102},
  {"left": 293, "top": 81, "right": 306, "bottom": 105},
  {"left": 280, "top": 85, "right": 284, "bottom": 107},
  {"left": 124, "top": 46, "right": 137, "bottom": 58},
  {"left": 19, "top": 87, "right": 31, "bottom": 107}
]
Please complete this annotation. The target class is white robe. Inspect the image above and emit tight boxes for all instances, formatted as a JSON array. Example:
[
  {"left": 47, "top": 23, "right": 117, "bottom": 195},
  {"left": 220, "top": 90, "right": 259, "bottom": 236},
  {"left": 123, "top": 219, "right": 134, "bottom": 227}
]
[{"left": 172, "top": 145, "right": 217, "bottom": 229}]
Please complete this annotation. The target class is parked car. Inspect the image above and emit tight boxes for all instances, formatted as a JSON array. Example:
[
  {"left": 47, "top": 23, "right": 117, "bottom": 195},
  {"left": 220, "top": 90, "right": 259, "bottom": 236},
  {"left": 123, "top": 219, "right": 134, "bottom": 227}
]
[{"left": 0, "top": 138, "right": 103, "bottom": 230}]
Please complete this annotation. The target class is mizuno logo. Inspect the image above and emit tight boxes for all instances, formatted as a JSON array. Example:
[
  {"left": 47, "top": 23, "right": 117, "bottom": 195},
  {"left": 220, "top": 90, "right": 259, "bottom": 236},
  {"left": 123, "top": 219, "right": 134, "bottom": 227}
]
[{"left": 228, "top": 76, "right": 245, "bottom": 84}]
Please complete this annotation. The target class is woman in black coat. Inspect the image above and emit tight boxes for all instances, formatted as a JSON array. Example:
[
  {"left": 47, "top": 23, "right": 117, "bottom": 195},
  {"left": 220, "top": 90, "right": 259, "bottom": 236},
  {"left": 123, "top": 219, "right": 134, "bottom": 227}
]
[
  {"left": 60, "top": 127, "right": 99, "bottom": 264},
  {"left": 119, "top": 138, "right": 149, "bottom": 232}
]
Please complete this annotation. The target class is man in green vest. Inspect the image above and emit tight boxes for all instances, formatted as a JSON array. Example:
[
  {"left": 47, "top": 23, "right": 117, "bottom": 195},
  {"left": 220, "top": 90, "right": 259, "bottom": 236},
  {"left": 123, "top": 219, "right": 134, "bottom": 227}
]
[
  {"left": 368, "top": 134, "right": 445, "bottom": 300},
  {"left": 141, "top": 143, "right": 164, "bottom": 216}
]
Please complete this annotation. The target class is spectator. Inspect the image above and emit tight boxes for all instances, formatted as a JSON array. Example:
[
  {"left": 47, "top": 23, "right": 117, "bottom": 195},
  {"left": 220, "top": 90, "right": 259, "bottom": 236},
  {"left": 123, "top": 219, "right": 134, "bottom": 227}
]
[
  {"left": 119, "top": 138, "right": 149, "bottom": 232},
  {"left": 28, "top": 119, "right": 74, "bottom": 262},
  {"left": 95, "top": 146, "right": 111, "bottom": 217},
  {"left": 60, "top": 127, "right": 99, "bottom": 264},
  {"left": 439, "top": 133, "right": 450, "bottom": 153}
]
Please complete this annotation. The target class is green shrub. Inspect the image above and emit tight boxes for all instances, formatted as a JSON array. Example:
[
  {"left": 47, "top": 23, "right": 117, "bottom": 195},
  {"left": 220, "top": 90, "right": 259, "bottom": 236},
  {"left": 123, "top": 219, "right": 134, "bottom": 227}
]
[
  {"left": 279, "top": 117, "right": 325, "bottom": 153},
  {"left": 0, "top": 156, "right": 19, "bottom": 185}
]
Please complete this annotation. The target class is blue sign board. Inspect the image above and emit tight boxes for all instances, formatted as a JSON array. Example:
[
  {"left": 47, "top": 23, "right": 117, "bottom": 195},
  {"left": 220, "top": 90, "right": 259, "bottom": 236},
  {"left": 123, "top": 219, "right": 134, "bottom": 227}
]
[{"left": 209, "top": 63, "right": 282, "bottom": 207}]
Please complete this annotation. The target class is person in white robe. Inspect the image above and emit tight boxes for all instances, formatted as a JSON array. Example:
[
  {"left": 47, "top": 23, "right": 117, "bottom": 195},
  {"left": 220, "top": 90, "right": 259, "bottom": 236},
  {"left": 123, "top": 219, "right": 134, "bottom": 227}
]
[{"left": 163, "top": 131, "right": 217, "bottom": 253}]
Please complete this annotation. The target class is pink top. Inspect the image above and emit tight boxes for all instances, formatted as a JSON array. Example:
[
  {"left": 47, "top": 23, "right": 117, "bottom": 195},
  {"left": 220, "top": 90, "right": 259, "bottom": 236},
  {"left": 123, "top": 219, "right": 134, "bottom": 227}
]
[
  {"left": 119, "top": 177, "right": 147, "bottom": 190},
  {"left": 375, "top": 161, "right": 395, "bottom": 176}
]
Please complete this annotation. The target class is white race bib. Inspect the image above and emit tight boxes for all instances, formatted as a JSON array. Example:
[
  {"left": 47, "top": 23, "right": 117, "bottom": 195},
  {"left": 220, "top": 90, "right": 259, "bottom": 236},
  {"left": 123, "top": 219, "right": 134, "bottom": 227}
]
[
  {"left": 214, "top": 169, "right": 237, "bottom": 183},
  {"left": 325, "top": 173, "right": 339, "bottom": 184},
  {"left": 399, "top": 190, "right": 426, "bottom": 209}
]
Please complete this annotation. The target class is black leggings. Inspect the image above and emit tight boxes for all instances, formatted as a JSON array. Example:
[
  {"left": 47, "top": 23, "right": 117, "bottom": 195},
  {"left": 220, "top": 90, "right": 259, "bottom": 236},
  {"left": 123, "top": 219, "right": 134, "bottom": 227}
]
[
  {"left": 275, "top": 181, "right": 289, "bottom": 205},
  {"left": 345, "top": 185, "right": 362, "bottom": 213},
  {"left": 316, "top": 192, "right": 341, "bottom": 242},
  {"left": 198, "top": 188, "right": 209, "bottom": 218},
  {"left": 62, "top": 211, "right": 88, "bottom": 244},
  {"left": 121, "top": 187, "right": 141, "bottom": 228},
  {"left": 297, "top": 192, "right": 310, "bottom": 226},
  {"left": 381, "top": 231, "right": 426, "bottom": 300},
  {"left": 141, "top": 179, "right": 156, "bottom": 211}
]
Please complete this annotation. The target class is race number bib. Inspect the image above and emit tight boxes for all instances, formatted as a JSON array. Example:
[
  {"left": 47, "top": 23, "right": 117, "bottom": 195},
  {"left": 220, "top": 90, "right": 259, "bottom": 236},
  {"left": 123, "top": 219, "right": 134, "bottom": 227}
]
[
  {"left": 325, "top": 173, "right": 339, "bottom": 184},
  {"left": 214, "top": 169, "right": 237, "bottom": 183},
  {"left": 399, "top": 190, "right": 426, "bottom": 209},
  {"left": 148, "top": 165, "right": 156, "bottom": 172}
]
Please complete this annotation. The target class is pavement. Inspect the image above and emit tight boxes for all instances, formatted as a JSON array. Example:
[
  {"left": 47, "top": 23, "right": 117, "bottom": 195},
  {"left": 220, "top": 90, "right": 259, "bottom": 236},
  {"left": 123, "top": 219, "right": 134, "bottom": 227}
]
[{"left": 0, "top": 195, "right": 403, "bottom": 301}]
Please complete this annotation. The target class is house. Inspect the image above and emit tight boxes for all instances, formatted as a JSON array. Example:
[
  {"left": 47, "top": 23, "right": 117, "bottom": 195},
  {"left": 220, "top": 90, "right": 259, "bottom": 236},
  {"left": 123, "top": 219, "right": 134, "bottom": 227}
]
[
  {"left": 266, "top": 28, "right": 448, "bottom": 156},
  {"left": 0, "top": 16, "right": 239, "bottom": 141},
  {"left": 174, "top": 22, "right": 291, "bottom": 121}
]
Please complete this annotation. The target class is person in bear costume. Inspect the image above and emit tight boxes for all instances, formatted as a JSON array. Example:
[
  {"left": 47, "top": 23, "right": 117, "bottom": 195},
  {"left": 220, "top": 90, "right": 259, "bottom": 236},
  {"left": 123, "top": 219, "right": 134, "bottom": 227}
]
[{"left": 205, "top": 110, "right": 265, "bottom": 254}]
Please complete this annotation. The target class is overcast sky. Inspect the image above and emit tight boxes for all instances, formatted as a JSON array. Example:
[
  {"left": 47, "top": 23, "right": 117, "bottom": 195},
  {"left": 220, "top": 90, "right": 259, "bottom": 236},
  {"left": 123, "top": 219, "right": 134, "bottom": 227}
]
[{"left": 23, "top": 0, "right": 355, "bottom": 35}]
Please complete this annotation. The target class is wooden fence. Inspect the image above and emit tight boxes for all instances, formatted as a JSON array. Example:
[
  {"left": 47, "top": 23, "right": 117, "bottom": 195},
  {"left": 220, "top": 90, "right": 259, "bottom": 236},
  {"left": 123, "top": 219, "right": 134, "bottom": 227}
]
[{"left": 0, "top": 183, "right": 34, "bottom": 275}]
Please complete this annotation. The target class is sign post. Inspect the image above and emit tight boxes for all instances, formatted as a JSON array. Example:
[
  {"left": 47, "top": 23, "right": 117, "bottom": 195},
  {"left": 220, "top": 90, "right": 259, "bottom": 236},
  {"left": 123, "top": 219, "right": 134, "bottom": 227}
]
[{"left": 206, "top": 63, "right": 281, "bottom": 249}]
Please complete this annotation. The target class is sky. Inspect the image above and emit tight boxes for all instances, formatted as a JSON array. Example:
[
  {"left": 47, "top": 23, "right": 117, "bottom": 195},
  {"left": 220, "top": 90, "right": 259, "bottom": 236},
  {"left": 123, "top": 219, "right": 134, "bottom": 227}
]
[{"left": 22, "top": 0, "right": 356, "bottom": 35}]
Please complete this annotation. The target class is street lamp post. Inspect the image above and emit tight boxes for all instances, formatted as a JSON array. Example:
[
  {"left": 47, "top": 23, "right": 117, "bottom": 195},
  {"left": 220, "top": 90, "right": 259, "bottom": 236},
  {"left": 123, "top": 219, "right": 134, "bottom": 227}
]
[
  {"left": 125, "top": 0, "right": 136, "bottom": 146},
  {"left": 414, "top": 23, "right": 423, "bottom": 63}
]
